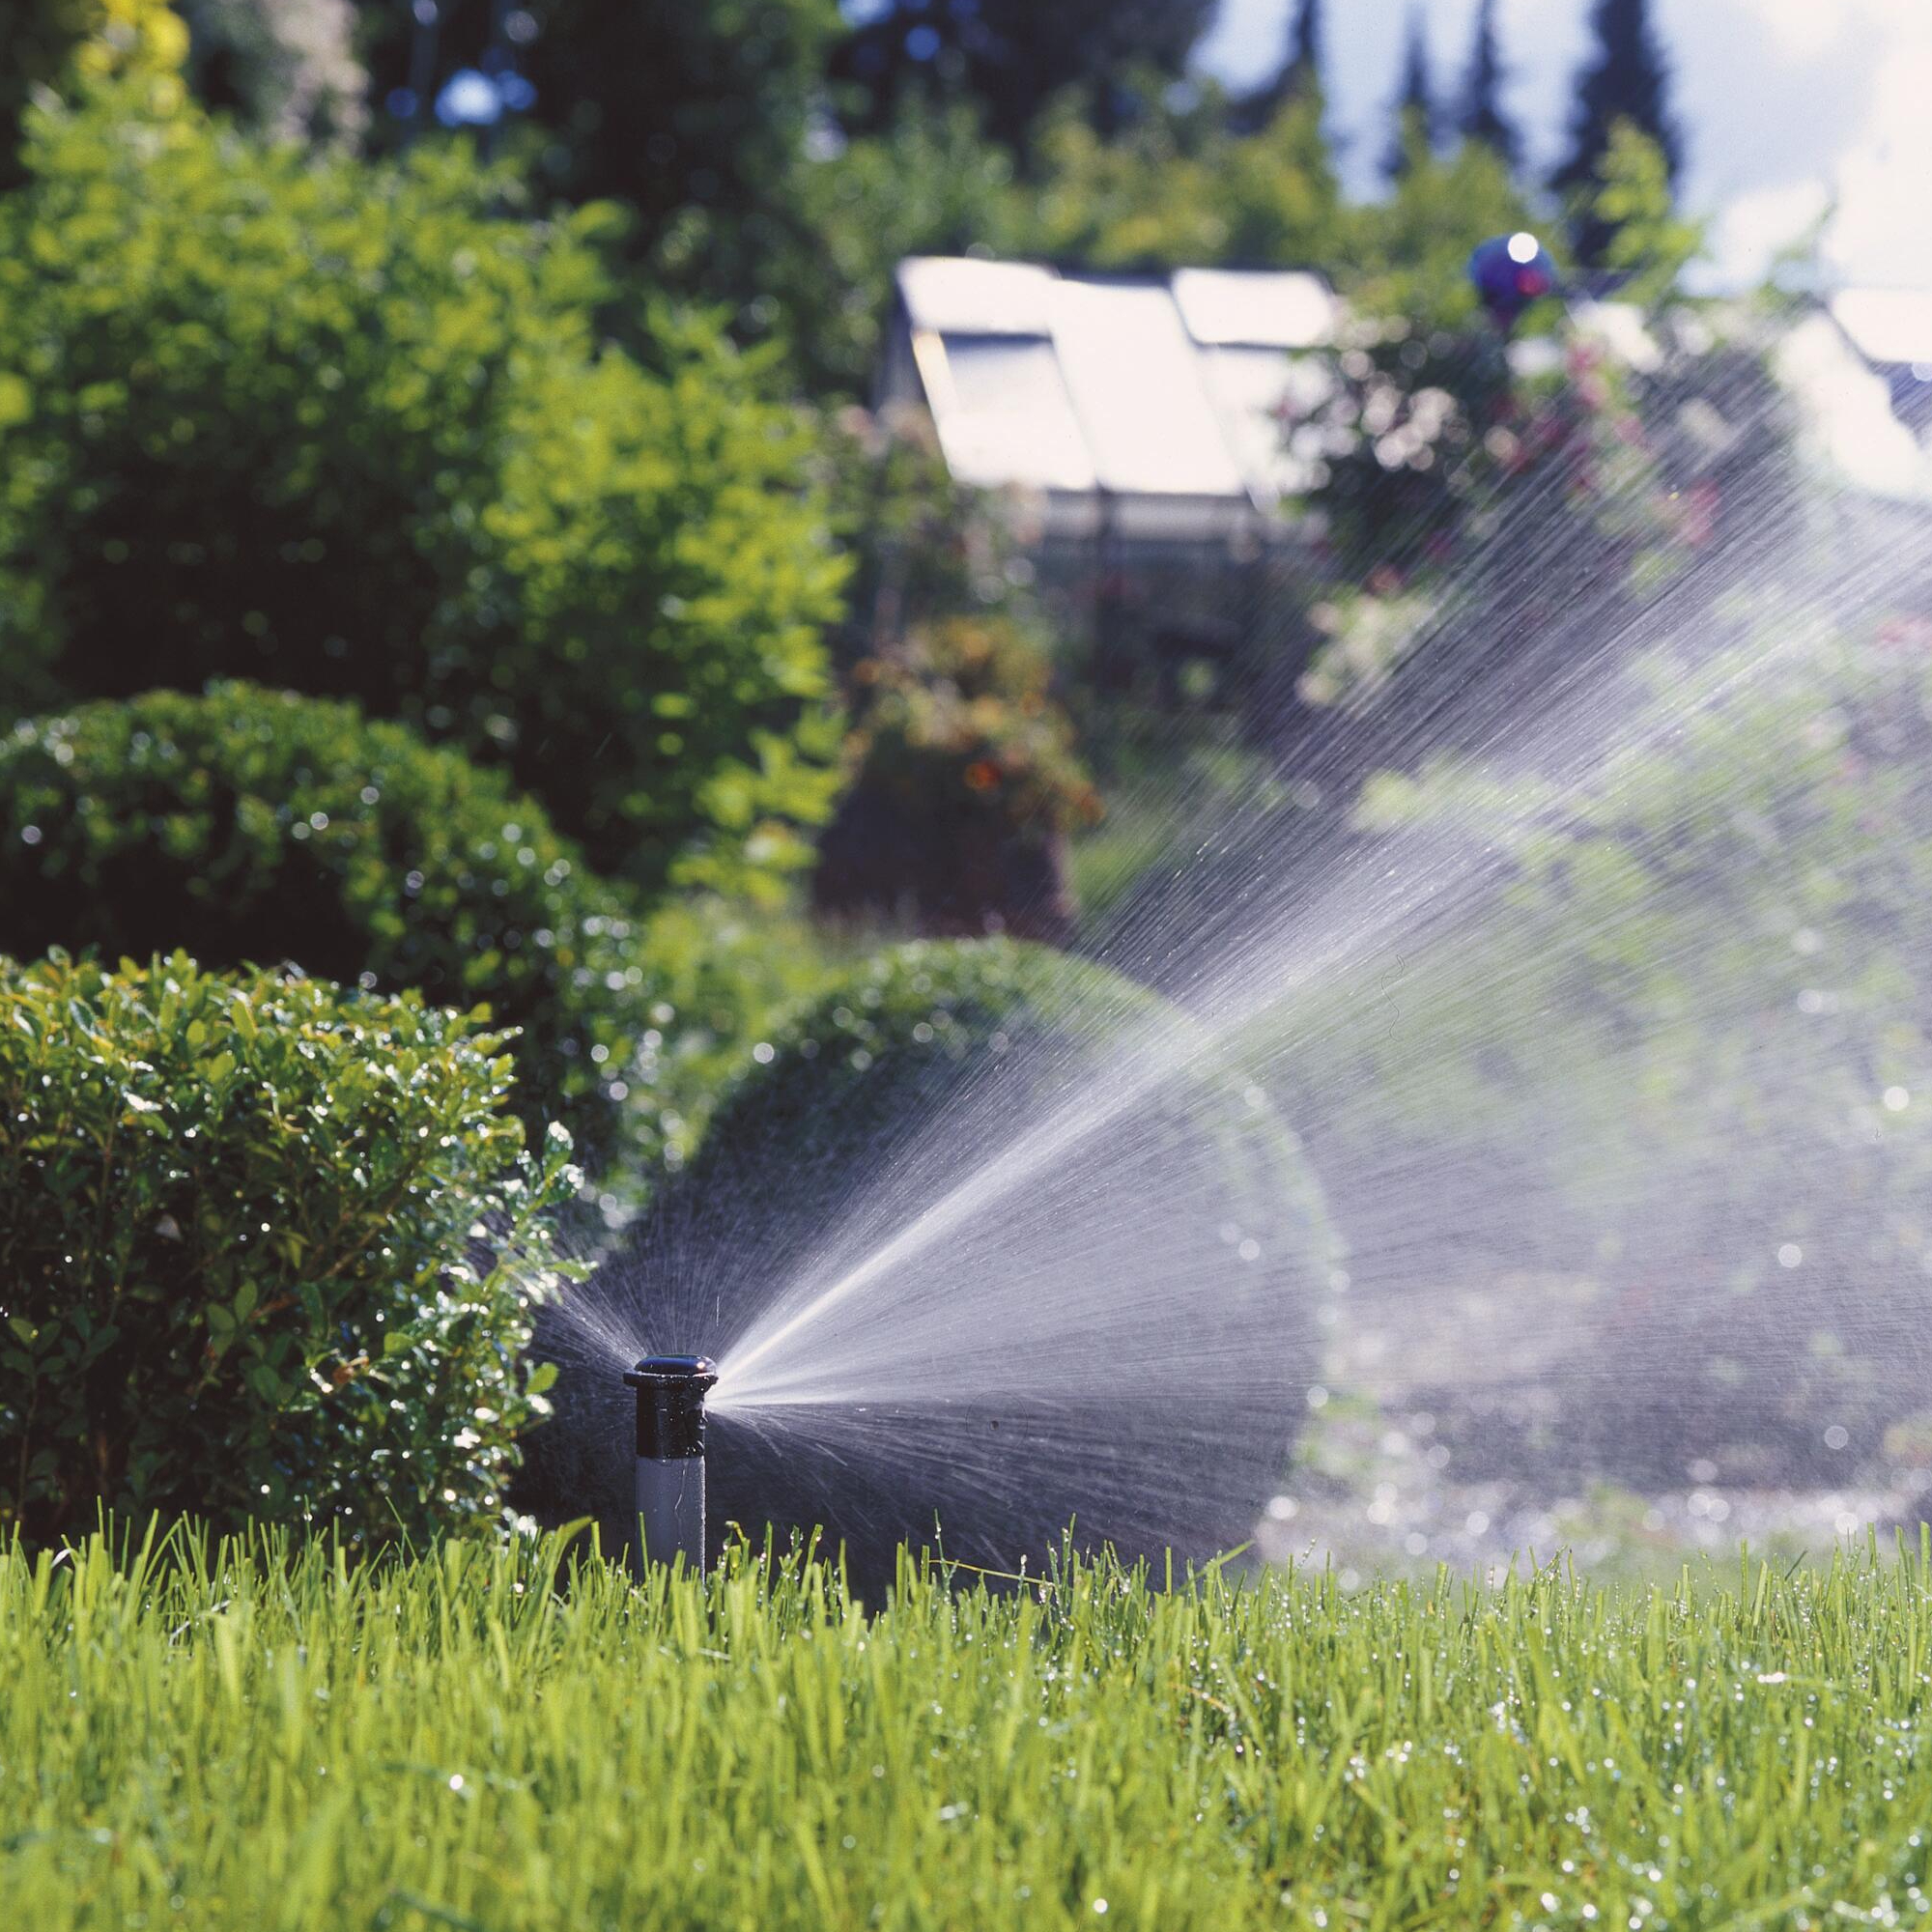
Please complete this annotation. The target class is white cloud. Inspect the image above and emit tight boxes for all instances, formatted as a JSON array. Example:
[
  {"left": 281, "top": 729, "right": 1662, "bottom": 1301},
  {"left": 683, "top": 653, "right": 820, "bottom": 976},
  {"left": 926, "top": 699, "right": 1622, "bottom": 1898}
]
[
  {"left": 1820, "top": 6, "right": 1932, "bottom": 287},
  {"left": 1700, "top": 179, "right": 1831, "bottom": 291}
]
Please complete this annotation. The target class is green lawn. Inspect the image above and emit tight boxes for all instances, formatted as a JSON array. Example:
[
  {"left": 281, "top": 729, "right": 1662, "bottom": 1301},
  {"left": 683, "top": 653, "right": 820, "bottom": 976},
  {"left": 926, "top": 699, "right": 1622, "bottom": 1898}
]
[{"left": 6, "top": 1524, "right": 1931, "bottom": 1929}]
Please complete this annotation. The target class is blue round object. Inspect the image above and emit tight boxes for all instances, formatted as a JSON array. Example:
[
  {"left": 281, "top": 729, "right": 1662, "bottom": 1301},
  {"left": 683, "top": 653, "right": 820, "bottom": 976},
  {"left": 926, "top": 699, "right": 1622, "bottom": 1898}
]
[
  {"left": 436, "top": 68, "right": 503, "bottom": 128},
  {"left": 1468, "top": 231, "right": 1560, "bottom": 327}
]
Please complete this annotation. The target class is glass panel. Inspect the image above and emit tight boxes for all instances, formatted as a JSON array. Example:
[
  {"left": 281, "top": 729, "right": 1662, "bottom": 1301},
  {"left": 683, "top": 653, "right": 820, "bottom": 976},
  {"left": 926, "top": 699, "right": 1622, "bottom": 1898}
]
[
  {"left": 1200, "top": 348, "right": 1335, "bottom": 502},
  {"left": 897, "top": 257, "right": 1059, "bottom": 338},
  {"left": 930, "top": 335, "right": 1097, "bottom": 493},
  {"left": 1172, "top": 268, "right": 1337, "bottom": 349},
  {"left": 1049, "top": 280, "right": 1248, "bottom": 498}
]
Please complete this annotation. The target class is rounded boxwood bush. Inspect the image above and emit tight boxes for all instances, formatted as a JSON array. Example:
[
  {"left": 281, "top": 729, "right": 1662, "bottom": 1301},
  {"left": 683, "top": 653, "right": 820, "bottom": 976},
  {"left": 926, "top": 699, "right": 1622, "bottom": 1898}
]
[
  {"left": 0, "top": 684, "right": 661, "bottom": 1189},
  {"left": 524, "top": 938, "right": 1337, "bottom": 1585},
  {"left": 0, "top": 952, "right": 580, "bottom": 1547}
]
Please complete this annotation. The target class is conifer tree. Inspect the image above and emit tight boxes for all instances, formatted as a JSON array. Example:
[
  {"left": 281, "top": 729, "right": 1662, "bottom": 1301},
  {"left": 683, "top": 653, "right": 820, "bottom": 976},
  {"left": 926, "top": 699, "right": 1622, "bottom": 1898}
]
[
  {"left": 1382, "top": 8, "right": 1436, "bottom": 184},
  {"left": 1458, "top": 0, "right": 1520, "bottom": 171},
  {"left": 1286, "top": 0, "right": 1321, "bottom": 94},
  {"left": 1552, "top": 0, "right": 1680, "bottom": 263},
  {"left": 1237, "top": 0, "right": 1322, "bottom": 131}
]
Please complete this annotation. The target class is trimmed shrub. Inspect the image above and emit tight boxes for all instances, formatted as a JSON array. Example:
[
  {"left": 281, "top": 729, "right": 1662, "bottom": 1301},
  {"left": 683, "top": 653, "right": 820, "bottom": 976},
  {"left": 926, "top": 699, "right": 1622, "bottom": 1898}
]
[
  {"left": 524, "top": 938, "right": 1337, "bottom": 1583},
  {"left": 0, "top": 82, "right": 844, "bottom": 893},
  {"left": 0, "top": 953, "right": 580, "bottom": 1546},
  {"left": 0, "top": 684, "right": 661, "bottom": 1187}
]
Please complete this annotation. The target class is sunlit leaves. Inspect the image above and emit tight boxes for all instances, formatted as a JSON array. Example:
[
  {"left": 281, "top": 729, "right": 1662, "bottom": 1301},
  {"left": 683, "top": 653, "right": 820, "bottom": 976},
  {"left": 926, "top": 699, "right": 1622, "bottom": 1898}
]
[{"left": 0, "top": 953, "right": 581, "bottom": 1547}]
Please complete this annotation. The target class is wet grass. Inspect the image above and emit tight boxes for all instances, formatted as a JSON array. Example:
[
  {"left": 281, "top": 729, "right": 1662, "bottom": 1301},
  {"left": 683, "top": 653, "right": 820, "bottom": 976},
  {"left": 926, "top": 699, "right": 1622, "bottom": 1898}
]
[{"left": 7, "top": 1522, "right": 1932, "bottom": 1929}]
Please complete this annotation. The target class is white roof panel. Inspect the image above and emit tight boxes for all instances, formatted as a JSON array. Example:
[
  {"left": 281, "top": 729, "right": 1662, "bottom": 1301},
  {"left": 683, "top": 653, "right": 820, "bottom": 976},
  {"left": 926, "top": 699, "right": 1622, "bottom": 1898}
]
[
  {"left": 1832, "top": 288, "right": 1932, "bottom": 369},
  {"left": 1047, "top": 278, "right": 1249, "bottom": 499},
  {"left": 892, "top": 258, "right": 1346, "bottom": 513},
  {"left": 1774, "top": 312, "right": 1932, "bottom": 504},
  {"left": 1171, "top": 268, "right": 1336, "bottom": 349},
  {"left": 920, "top": 334, "right": 1096, "bottom": 494},
  {"left": 1199, "top": 348, "right": 1334, "bottom": 502},
  {"left": 897, "top": 256, "right": 1058, "bottom": 338}
]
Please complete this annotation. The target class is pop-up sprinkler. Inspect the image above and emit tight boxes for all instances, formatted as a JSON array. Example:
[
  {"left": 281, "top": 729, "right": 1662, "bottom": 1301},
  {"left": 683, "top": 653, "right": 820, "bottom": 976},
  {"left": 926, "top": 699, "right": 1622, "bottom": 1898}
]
[{"left": 622, "top": 1354, "right": 718, "bottom": 1572}]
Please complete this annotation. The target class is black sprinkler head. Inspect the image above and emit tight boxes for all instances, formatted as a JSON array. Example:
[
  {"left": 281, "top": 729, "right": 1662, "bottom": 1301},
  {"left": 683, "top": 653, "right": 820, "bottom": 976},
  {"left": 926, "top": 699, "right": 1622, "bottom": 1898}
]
[{"left": 624, "top": 1354, "right": 719, "bottom": 1461}]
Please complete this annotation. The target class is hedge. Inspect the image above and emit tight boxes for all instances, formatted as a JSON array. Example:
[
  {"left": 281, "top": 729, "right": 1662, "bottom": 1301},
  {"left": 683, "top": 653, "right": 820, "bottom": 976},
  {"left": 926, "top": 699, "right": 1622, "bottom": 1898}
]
[
  {"left": 0, "top": 684, "right": 664, "bottom": 1189},
  {"left": 0, "top": 953, "right": 580, "bottom": 1546}
]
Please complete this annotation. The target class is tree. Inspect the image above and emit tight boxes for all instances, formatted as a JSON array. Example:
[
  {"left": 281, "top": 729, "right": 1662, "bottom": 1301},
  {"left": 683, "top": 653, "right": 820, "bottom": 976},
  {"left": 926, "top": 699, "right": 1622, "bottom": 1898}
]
[
  {"left": 0, "top": 77, "right": 845, "bottom": 895},
  {"left": 1381, "top": 8, "right": 1436, "bottom": 185},
  {"left": 178, "top": 0, "right": 365, "bottom": 142},
  {"left": 1286, "top": 0, "right": 1322, "bottom": 94},
  {"left": 0, "top": 0, "right": 185, "bottom": 186},
  {"left": 513, "top": 0, "right": 839, "bottom": 302},
  {"left": 1237, "top": 0, "right": 1322, "bottom": 131},
  {"left": 830, "top": 1, "right": 1217, "bottom": 153},
  {"left": 1592, "top": 120, "right": 1702, "bottom": 309},
  {"left": 1459, "top": 0, "right": 1520, "bottom": 171},
  {"left": 769, "top": 99, "right": 1025, "bottom": 394},
  {"left": 1026, "top": 86, "right": 1342, "bottom": 271},
  {"left": 1551, "top": 0, "right": 1680, "bottom": 265}
]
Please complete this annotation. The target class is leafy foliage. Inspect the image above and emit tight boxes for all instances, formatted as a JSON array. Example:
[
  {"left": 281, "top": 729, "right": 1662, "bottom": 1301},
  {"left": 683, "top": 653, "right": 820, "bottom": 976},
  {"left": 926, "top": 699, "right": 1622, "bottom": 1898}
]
[
  {"left": 832, "top": 0, "right": 1216, "bottom": 152},
  {"left": 512, "top": 0, "right": 839, "bottom": 301},
  {"left": 773, "top": 104, "right": 1023, "bottom": 395},
  {"left": 0, "top": 684, "right": 668, "bottom": 1187},
  {"left": 1592, "top": 119, "right": 1702, "bottom": 309},
  {"left": 0, "top": 0, "right": 186, "bottom": 185},
  {"left": 1347, "top": 130, "right": 1533, "bottom": 326},
  {"left": 624, "top": 893, "right": 844, "bottom": 1170},
  {"left": 1551, "top": 0, "right": 1680, "bottom": 263},
  {"left": 1030, "top": 89, "right": 1341, "bottom": 270},
  {"left": 815, "top": 616, "right": 1102, "bottom": 939},
  {"left": 0, "top": 953, "right": 580, "bottom": 1546},
  {"left": 0, "top": 80, "right": 845, "bottom": 893}
]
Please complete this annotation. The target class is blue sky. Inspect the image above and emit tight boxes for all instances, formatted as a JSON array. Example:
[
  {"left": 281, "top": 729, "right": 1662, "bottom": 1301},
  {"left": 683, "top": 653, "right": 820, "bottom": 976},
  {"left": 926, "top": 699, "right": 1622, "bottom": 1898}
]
[{"left": 1195, "top": 0, "right": 1932, "bottom": 291}]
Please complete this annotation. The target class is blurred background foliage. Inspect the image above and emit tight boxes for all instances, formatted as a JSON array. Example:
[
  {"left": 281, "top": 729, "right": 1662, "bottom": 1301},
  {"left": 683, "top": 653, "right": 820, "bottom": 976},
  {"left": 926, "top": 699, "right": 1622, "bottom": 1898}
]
[{"left": 0, "top": 81, "right": 844, "bottom": 895}]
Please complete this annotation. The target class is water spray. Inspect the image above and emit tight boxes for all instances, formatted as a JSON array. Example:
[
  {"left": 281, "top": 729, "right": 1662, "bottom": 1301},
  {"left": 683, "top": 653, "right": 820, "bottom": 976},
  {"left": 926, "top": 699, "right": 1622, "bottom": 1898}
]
[{"left": 622, "top": 1354, "right": 718, "bottom": 1571}]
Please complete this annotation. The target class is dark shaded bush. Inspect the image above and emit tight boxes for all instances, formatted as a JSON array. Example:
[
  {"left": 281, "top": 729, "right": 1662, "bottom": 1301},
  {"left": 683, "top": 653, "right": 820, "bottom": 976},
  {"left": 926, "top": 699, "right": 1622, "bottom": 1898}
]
[
  {"left": 0, "top": 80, "right": 844, "bottom": 893},
  {"left": 814, "top": 616, "right": 1102, "bottom": 942},
  {"left": 0, "top": 953, "right": 580, "bottom": 1547},
  {"left": 0, "top": 684, "right": 661, "bottom": 1186},
  {"left": 522, "top": 938, "right": 1337, "bottom": 1588}
]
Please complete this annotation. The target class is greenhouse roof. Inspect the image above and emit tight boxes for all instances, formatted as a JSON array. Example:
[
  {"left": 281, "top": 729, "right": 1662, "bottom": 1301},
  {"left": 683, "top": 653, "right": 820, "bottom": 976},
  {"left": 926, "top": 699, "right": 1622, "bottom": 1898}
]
[
  {"left": 894, "top": 256, "right": 1339, "bottom": 513},
  {"left": 1830, "top": 289, "right": 1932, "bottom": 371}
]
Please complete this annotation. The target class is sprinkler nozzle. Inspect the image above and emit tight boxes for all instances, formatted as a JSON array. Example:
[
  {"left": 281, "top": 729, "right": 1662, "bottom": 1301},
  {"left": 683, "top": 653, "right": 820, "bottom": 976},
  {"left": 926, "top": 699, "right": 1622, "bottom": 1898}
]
[
  {"left": 624, "top": 1354, "right": 719, "bottom": 1459},
  {"left": 622, "top": 1355, "right": 718, "bottom": 1571}
]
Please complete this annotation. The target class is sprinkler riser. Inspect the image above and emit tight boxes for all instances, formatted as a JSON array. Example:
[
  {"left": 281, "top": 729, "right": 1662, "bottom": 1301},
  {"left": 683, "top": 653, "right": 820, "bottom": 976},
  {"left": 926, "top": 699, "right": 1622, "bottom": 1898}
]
[
  {"left": 623, "top": 1355, "right": 718, "bottom": 1573},
  {"left": 635, "top": 1454, "right": 705, "bottom": 1571}
]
